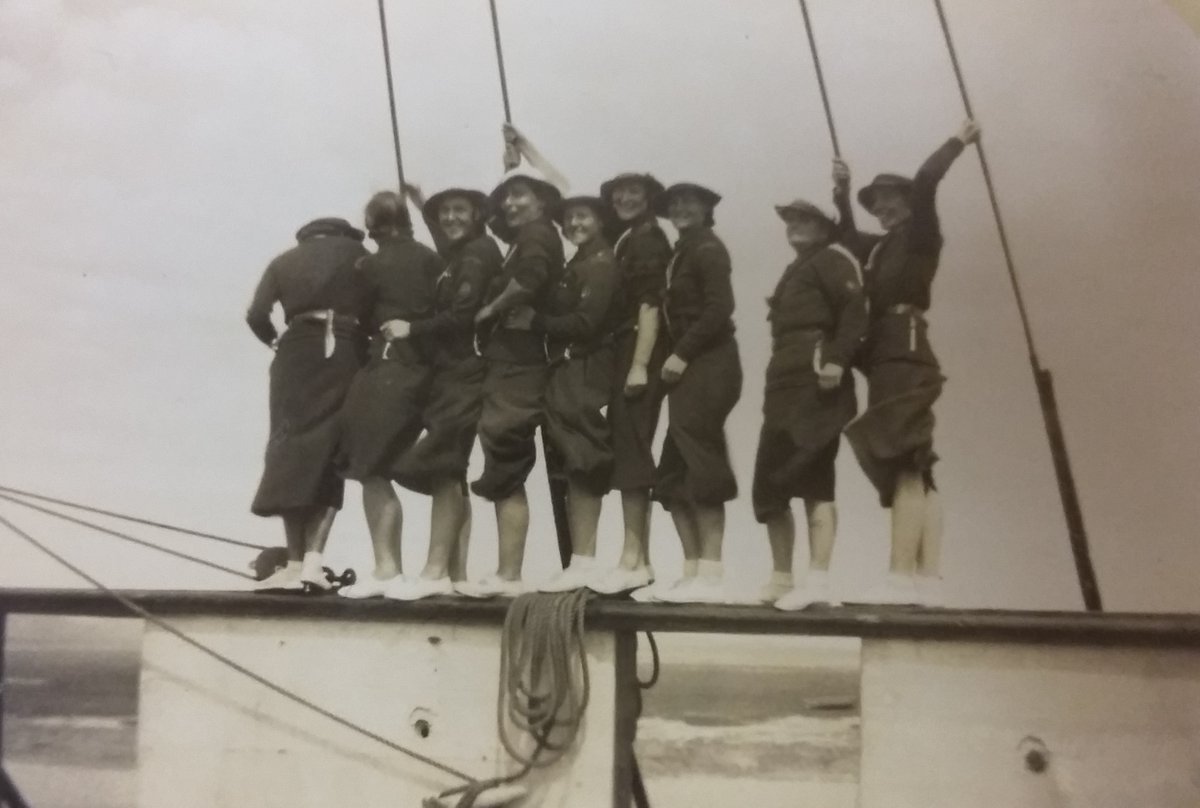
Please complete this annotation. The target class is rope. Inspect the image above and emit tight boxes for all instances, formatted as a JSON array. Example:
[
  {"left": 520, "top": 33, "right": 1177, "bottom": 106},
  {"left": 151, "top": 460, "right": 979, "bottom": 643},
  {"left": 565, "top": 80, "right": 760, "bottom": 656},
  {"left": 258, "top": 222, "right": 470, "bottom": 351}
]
[
  {"left": 0, "top": 485, "right": 267, "bottom": 550},
  {"left": 488, "top": 0, "right": 513, "bottom": 123},
  {"left": 796, "top": 0, "right": 841, "bottom": 156},
  {"left": 376, "top": 0, "right": 406, "bottom": 188},
  {"left": 0, "top": 508, "right": 478, "bottom": 785},
  {"left": 0, "top": 491, "right": 252, "bottom": 581},
  {"left": 637, "top": 631, "right": 660, "bottom": 690},
  {"left": 930, "top": 0, "right": 1037, "bottom": 365}
]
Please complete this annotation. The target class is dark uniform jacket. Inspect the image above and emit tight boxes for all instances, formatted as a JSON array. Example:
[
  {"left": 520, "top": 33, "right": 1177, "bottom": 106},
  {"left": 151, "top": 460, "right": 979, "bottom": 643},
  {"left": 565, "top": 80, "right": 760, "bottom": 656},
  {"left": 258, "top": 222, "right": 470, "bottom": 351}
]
[
  {"left": 610, "top": 212, "right": 672, "bottom": 329},
  {"left": 246, "top": 234, "right": 368, "bottom": 345},
  {"left": 835, "top": 138, "right": 965, "bottom": 367},
  {"left": 358, "top": 233, "right": 443, "bottom": 360},
  {"left": 481, "top": 217, "right": 565, "bottom": 365},
  {"left": 662, "top": 227, "right": 736, "bottom": 362},
  {"left": 409, "top": 229, "right": 502, "bottom": 366},
  {"left": 534, "top": 239, "right": 623, "bottom": 362},
  {"left": 766, "top": 242, "right": 868, "bottom": 390}
]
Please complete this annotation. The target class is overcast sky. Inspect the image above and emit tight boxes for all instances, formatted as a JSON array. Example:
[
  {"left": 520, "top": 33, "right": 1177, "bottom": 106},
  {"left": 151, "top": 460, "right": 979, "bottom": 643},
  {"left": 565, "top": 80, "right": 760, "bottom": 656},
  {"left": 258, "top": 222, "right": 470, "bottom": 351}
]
[{"left": 1, "top": 0, "right": 1198, "bottom": 612}]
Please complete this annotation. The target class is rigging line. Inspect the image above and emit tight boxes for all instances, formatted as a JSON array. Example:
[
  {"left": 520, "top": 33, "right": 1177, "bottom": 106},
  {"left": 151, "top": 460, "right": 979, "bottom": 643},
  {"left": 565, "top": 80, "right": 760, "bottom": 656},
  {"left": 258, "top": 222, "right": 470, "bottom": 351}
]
[
  {"left": 488, "top": 0, "right": 513, "bottom": 123},
  {"left": 797, "top": 0, "right": 841, "bottom": 157},
  {"left": 930, "top": 0, "right": 1038, "bottom": 365},
  {"left": 0, "top": 485, "right": 267, "bottom": 551},
  {"left": 0, "top": 509, "right": 478, "bottom": 785},
  {"left": 376, "top": 0, "right": 407, "bottom": 188},
  {"left": 0, "top": 492, "right": 252, "bottom": 581},
  {"left": 930, "top": 0, "right": 1102, "bottom": 612}
]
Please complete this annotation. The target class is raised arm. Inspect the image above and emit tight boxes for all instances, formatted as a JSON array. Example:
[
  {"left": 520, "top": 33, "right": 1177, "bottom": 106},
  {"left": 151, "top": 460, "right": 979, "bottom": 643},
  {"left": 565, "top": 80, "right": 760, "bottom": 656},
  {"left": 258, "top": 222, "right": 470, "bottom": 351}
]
[
  {"left": 909, "top": 119, "right": 979, "bottom": 254},
  {"left": 832, "top": 157, "right": 880, "bottom": 263},
  {"left": 503, "top": 123, "right": 571, "bottom": 195}
]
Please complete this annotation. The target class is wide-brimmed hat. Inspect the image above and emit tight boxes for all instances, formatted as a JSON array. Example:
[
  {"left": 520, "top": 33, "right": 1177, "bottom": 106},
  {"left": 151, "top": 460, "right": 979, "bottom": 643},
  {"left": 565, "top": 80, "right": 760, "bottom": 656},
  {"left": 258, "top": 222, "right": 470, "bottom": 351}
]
[
  {"left": 422, "top": 187, "right": 492, "bottom": 223},
  {"left": 599, "top": 172, "right": 666, "bottom": 207},
  {"left": 653, "top": 182, "right": 722, "bottom": 218},
  {"left": 774, "top": 199, "right": 835, "bottom": 228},
  {"left": 295, "top": 217, "right": 364, "bottom": 242},
  {"left": 553, "top": 195, "right": 609, "bottom": 226},
  {"left": 489, "top": 167, "right": 563, "bottom": 211},
  {"left": 857, "top": 173, "right": 914, "bottom": 211}
]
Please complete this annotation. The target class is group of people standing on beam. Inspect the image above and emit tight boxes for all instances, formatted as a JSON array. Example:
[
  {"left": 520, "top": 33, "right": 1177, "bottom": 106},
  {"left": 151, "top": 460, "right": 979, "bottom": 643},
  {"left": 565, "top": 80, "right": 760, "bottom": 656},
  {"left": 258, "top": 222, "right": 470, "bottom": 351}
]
[{"left": 245, "top": 118, "right": 982, "bottom": 608}]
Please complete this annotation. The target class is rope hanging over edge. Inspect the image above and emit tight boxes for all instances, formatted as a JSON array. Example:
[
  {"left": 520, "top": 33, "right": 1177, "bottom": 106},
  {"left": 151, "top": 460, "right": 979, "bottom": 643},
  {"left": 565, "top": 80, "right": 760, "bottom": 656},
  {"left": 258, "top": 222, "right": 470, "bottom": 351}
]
[{"left": 0, "top": 508, "right": 479, "bottom": 785}]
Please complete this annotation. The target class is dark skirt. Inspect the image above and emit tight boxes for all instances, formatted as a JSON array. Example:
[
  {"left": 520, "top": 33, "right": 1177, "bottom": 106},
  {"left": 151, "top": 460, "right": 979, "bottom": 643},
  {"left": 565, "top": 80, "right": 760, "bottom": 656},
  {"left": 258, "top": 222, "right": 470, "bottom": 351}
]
[
  {"left": 607, "top": 329, "right": 669, "bottom": 492},
  {"left": 844, "top": 359, "right": 944, "bottom": 507},
  {"left": 251, "top": 323, "right": 364, "bottom": 517},
  {"left": 337, "top": 337, "right": 433, "bottom": 482},
  {"left": 654, "top": 336, "right": 743, "bottom": 508},
  {"left": 470, "top": 360, "right": 549, "bottom": 501},
  {"left": 393, "top": 356, "right": 486, "bottom": 495},
  {"left": 752, "top": 368, "right": 856, "bottom": 521},
  {"left": 544, "top": 347, "right": 617, "bottom": 496}
]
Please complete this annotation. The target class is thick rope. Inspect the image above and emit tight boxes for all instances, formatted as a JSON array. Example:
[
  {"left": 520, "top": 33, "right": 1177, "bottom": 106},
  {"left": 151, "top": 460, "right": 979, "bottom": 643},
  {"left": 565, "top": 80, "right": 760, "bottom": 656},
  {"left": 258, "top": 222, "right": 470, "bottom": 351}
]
[
  {"left": 0, "top": 485, "right": 266, "bottom": 550},
  {"left": 0, "top": 491, "right": 252, "bottom": 580},
  {"left": 376, "top": 0, "right": 406, "bottom": 188},
  {"left": 0, "top": 509, "right": 478, "bottom": 785},
  {"left": 797, "top": 0, "right": 841, "bottom": 156},
  {"left": 488, "top": 0, "right": 513, "bottom": 123},
  {"left": 930, "top": 0, "right": 1037, "bottom": 364}
]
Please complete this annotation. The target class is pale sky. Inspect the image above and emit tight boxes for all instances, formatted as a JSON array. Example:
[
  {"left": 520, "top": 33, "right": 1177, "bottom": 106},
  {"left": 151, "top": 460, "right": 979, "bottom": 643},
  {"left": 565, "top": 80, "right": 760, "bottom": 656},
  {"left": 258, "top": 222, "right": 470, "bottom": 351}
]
[{"left": 1, "top": 0, "right": 1198, "bottom": 612}]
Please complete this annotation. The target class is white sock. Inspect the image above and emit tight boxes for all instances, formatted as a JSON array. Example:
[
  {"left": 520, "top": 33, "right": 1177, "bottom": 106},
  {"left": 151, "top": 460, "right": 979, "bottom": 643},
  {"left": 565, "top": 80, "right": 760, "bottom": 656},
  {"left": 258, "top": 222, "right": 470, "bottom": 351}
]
[
  {"left": 569, "top": 554, "right": 597, "bottom": 570},
  {"left": 682, "top": 559, "right": 699, "bottom": 579},
  {"left": 805, "top": 569, "right": 830, "bottom": 587},
  {"left": 285, "top": 560, "right": 302, "bottom": 574},
  {"left": 697, "top": 560, "right": 723, "bottom": 581},
  {"left": 769, "top": 571, "right": 794, "bottom": 588},
  {"left": 887, "top": 571, "right": 915, "bottom": 588},
  {"left": 301, "top": 551, "right": 323, "bottom": 578}
]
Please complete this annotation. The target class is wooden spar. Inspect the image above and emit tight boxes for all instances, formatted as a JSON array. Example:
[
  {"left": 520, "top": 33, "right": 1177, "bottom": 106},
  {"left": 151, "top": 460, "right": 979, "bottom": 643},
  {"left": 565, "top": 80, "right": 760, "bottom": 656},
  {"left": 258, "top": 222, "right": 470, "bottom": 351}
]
[
  {"left": 375, "top": 0, "right": 406, "bottom": 189},
  {"left": 3, "top": 588, "right": 1199, "bottom": 647}
]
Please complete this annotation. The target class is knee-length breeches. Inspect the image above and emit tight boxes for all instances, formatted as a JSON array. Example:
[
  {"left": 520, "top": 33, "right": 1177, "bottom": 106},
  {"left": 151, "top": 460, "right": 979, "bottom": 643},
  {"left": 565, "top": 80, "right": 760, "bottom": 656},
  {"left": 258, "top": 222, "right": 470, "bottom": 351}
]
[
  {"left": 544, "top": 347, "right": 617, "bottom": 496},
  {"left": 470, "top": 360, "right": 549, "bottom": 501},
  {"left": 654, "top": 336, "right": 743, "bottom": 507},
  {"left": 607, "top": 329, "right": 669, "bottom": 492},
  {"left": 393, "top": 356, "right": 485, "bottom": 495},
  {"left": 844, "top": 359, "right": 944, "bottom": 507}
]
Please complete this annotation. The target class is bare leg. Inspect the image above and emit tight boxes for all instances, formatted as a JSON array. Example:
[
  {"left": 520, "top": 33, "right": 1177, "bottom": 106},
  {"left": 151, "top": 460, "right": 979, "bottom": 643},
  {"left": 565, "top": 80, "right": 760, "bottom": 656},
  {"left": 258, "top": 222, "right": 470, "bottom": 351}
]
[
  {"left": 495, "top": 487, "right": 529, "bottom": 581},
  {"left": 362, "top": 477, "right": 403, "bottom": 579},
  {"left": 917, "top": 489, "right": 943, "bottom": 577},
  {"left": 765, "top": 508, "right": 796, "bottom": 574},
  {"left": 424, "top": 478, "right": 468, "bottom": 580},
  {"left": 304, "top": 505, "right": 337, "bottom": 554},
  {"left": 449, "top": 501, "right": 472, "bottom": 583},
  {"left": 695, "top": 503, "right": 725, "bottom": 563},
  {"left": 566, "top": 479, "right": 602, "bottom": 558},
  {"left": 889, "top": 471, "right": 925, "bottom": 576},
  {"left": 618, "top": 489, "right": 652, "bottom": 569},
  {"left": 669, "top": 501, "right": 702, "bottom": 562},
  {"left": 282, "top": 509, "right": 307, "bottom": 564},
  {"left": 804, "top": 500, "right": 836, "bottom": 572}
]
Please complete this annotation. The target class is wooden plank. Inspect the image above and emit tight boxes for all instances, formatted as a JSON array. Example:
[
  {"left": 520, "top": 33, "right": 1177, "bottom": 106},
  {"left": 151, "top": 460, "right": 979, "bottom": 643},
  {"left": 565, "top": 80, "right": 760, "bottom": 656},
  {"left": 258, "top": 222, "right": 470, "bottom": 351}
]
[{"left": 2, "top": 588, "right": 1200, "bottom": 647}]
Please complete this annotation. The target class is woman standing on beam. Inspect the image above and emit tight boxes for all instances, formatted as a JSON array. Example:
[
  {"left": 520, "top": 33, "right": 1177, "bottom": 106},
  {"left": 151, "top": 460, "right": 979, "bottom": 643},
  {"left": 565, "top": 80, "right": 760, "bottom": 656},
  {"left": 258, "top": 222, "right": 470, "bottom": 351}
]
[
  {"left": 377, "top": 183, "right": 502, "bottom": 600},
  {"left": 336, "top": 192, "right": 443, "bottom": 599},
  {"left": 648, "top": 183, "right": 743, "bottom": 604},
  {"left": 457, "top": 126, "right": 566, "bottom": 598},
  {"left": 245, "top": 217, "right": 369, "bottom": 593},
  {"left": 834, "top": 118, "right": 980, "bottom": 606}
]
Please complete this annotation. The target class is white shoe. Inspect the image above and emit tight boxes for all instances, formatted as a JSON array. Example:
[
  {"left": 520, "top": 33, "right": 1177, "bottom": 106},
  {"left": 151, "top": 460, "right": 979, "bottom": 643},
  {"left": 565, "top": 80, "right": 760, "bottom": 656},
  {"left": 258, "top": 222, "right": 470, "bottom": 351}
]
[
  {"left": 774, "top": 580, "right": 840, "bottom": 612},
  {"left": 657, "top": 576, "right": 726, "bottom": 605},
  {"left": 455, "top": 575, "right": 525, "bottom": 599},
  {"left": 589, "top": 566, "right": 655, "bottom": 595},
  {"left": 630, "top": 574, "right": 691, "bottom": 603},
  {"left": 850, "top": 574, "right": 920, "bottom": 606},
  {"left": 915, "top": 575, "right": 945, "bottom": 607},
  {"left": 338, "top": 575, "right": 399, "bottom": 600},
  {"left": 539, "top": 561, "right": 602, "bottom": 593},
  {"left": 253, "top": 567, "right": 302, "bottom": 593},
  {"left": 759, "top": 579, "right": 793, "bottom": 604},
  {"left": 385, "top": 576, "right": 453, "bottom": 601}
]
